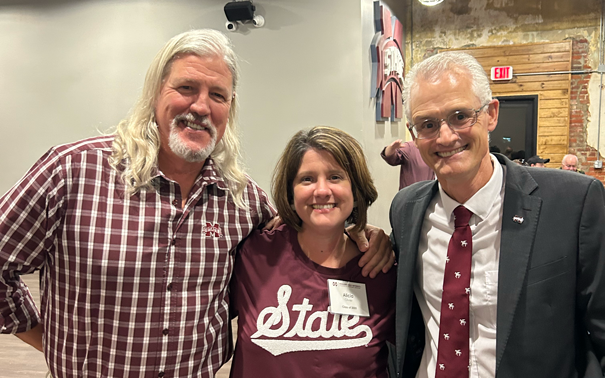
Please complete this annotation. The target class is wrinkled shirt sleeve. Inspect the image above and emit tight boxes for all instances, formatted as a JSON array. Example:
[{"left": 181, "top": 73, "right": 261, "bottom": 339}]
[{"left": 0, "top": 147, "right": 64, "bottom": 333}]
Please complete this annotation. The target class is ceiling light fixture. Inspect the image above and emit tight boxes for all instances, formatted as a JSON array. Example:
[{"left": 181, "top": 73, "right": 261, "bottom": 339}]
[{"left": 418, "top": 0, "right": 444, "bottom": 6}]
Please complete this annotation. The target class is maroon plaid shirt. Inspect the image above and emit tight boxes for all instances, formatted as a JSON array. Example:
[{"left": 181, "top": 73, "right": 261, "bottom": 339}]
[{"left": 0, "top": 136, "right": 275, "bottom": 377}]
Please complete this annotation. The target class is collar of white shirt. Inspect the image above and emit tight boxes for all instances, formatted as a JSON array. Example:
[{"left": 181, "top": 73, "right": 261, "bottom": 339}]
[{"left": 438, "top": 154, "right": 504, "bottom": 223}]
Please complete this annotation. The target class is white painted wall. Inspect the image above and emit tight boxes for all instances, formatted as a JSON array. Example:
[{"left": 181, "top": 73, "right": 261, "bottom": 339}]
[
  {"left": 0, "top": 0, "right": 401, "bottom": 231},
  {"left": 360, "top": 0, "right": 408, "bottom": 230},
  {"left": 588, "top": 76, "right": 605, "bottom": 160}
]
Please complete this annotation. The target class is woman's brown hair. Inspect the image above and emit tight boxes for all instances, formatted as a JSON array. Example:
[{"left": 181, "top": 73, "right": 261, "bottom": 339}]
[{"left": 271, "top": 126, "right": 377, "bottom": 233}]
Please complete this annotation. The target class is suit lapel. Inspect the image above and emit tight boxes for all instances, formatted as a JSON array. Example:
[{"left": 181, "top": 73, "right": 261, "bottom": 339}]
[
  {"left": 394, "top": 181, "right": 439, "bottom": 372},
  {"left": 395, "top": 156, "right": 543, "bottom": 375},
  {"left": 495, "top": 156, "right": 542, "bottom": 371}
]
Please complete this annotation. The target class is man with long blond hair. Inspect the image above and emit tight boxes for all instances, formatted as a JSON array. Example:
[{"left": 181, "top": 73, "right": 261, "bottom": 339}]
[
  {"left": 0, "top": 29, "right": 273, "bottom": 378},
  {"left": 0, "top": 29, "right": 392, "bottom": 378}
]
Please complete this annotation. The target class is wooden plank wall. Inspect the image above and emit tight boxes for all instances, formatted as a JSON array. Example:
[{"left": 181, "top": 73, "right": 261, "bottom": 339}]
[{"left": 445, "top": 41, "right": 572, "bottom": 166}]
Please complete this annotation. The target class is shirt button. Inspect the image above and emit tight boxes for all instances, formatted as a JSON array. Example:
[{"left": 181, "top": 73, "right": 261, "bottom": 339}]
[
  {"left": 170, "top": 239, "right": 176, "bottom": 246},
  {"left": 172, "top": 199, "right": 179, "bottom": 207},
  {"left": 158, "top": 372, "right": 165, "bottom": 378},
  {"left": 167, "top": 283, "right": 173, "bottom": 291},
  {"left": 163, "top": 328, "right": 170, "bottom": 336}
]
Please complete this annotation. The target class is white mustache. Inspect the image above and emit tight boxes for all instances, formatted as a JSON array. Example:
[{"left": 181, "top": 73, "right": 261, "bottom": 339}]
[{"left": 173, "top": 113, "right": 216, "bottom": 136}]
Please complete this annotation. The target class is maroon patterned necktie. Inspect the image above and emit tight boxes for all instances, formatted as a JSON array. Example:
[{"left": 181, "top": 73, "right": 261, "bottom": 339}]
[{"left": 435, "top": 205, "right": 473, "bottom": 378}]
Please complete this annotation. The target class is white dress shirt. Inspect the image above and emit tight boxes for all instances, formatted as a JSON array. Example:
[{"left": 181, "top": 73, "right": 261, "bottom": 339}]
[{"left": 414, "top": 154, "right": 506, "bottom": 378}]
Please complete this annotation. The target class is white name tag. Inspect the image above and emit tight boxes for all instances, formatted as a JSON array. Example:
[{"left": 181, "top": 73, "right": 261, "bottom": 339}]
[{"left": 327, "top": 279, "right": 370, "bottom": 317}]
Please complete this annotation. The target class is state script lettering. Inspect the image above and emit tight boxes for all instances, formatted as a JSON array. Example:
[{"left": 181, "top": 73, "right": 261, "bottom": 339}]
[{"left": 250, "top": 285, "right": 373, "bottom": 356}]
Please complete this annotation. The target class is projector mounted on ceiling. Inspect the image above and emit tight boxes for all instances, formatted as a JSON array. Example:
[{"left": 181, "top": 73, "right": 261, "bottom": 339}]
[{"left": 224, "top": 1, "right": 265, "bottom": 32}]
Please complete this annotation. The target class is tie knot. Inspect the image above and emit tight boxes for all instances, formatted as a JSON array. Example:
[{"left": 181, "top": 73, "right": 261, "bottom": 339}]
[{"left": 453, "top": 205, "right": 472, "bottom": 228}]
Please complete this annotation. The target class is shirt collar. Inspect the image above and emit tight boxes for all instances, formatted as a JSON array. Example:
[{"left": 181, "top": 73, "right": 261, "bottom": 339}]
[
  {"left": 198, "top": 157, "right": 229, "bottom": 191},
  {"left": 438, "top": 154, "right": 504, "bottom": 222},
  {"left": 155, "top": 156, "right": 229, "bottom": 191}
]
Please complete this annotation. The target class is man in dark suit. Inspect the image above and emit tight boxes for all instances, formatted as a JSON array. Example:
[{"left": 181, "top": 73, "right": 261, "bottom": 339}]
[{"left": 389, "top": 51, "right": 605, "bottom": 378}]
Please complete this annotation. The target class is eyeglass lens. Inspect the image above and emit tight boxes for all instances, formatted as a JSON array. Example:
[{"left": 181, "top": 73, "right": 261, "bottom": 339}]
[{"left": 415, "top": 109, "right": 477, "bottom": 138}]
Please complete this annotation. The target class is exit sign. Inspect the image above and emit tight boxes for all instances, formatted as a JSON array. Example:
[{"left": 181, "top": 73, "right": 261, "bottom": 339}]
[{"left": 491, "top": 66, "right": 513, "bottom": 80}]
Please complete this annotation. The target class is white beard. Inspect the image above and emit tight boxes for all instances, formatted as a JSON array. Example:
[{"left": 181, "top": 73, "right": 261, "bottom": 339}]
[{"left": 168, "top": 113, "right": 217, "bottom": 163}]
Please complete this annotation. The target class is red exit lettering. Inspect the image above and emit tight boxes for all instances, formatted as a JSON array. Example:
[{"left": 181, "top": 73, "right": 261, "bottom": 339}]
[{"left": 491, "top": 66, "right": 513, "bottom": 81}]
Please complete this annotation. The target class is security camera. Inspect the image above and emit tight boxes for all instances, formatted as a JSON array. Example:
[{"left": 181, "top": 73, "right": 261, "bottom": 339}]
[
  {"left": 225, "top": 1, "right": 255, "bottom": 21},
  {"left": 225, "top": 21, "right": 238, "bottom": 32},
  {"left": 252, "top": 15, "right": 265, "bottom": 28},
  {"left": 224, "top": 1, "right": 264, "bottom": 30}
]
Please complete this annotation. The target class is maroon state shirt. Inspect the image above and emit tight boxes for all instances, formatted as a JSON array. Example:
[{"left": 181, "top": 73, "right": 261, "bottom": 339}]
[{"left": 229, "top": 224, "right": 396, "bottom": 378}]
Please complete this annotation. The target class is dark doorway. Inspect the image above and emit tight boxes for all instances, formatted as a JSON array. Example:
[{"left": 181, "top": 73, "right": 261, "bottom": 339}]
[{"left": 491, "top": 95, "right": 538, "bottom": 161}]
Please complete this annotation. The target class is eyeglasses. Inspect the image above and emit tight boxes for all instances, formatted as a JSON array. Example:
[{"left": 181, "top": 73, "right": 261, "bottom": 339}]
[{"left": 409, "top": 103, "right": 490, "bottom": 140}]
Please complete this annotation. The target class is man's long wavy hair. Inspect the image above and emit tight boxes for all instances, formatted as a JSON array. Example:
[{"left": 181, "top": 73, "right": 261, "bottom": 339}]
[{"left": 110, "top": 29, "right": 248, "bottom": 209}]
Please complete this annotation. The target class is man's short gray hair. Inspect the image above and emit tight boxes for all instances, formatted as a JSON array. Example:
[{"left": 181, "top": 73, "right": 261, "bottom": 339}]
[
  {"left": 563, "top": 154, "right": 579, "bottom": 164},
  {"left": 403, "top": 51, "right": 492, "bottom": 122}
]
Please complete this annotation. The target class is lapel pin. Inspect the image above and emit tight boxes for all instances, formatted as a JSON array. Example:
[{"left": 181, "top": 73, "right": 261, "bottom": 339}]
[{"left": 513, "top": 215, "right": 524, "bottom": 224}]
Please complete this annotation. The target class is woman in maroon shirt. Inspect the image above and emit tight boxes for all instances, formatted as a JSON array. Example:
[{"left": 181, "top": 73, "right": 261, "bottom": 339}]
[{"left": 230, "top": 126, "right": 396, "bottom": 378}]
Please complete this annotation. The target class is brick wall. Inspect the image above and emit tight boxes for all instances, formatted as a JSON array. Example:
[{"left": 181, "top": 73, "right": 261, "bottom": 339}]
[{"left": 569, "top": 38, "right": 605, "bottom": 183}]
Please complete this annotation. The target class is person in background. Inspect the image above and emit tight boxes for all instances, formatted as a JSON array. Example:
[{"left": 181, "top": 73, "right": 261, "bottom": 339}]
[
  {"left": 526, "top": 155, "right": 550, "bottom": 167},
  {"left": 503, "top": 146, "right": 513, "bottom": 159},
  {"left": 390, "top": 51, "right": 605, "bottom": 378},
  {"left": 230, "top": 126, "right": 396, "bottom": 378},
  {"left": 561, "top": 153, "right": 585, "bottom": 174},
  {"left": 381, "top": 139, "right": 435, "bottom": 190},
  {"left": 0, "top": 30, "right": 393, "bottom": 378},
  {"left": 510, "top": 150, "right": 525, "bottom": 162}
]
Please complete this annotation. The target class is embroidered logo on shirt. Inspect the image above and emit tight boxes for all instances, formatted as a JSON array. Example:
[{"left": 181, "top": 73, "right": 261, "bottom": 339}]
[
  {"left": 250, "top": 285, "right": 373, "bottom": 356},
  {"left": 202, "top": 222, "right": 222, "bottom": 237}
]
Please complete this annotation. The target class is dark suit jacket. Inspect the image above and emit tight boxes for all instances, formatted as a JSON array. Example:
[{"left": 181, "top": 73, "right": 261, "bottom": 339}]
[{"left": 389, "top": 154, "right": 605, "bottom": 378}]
